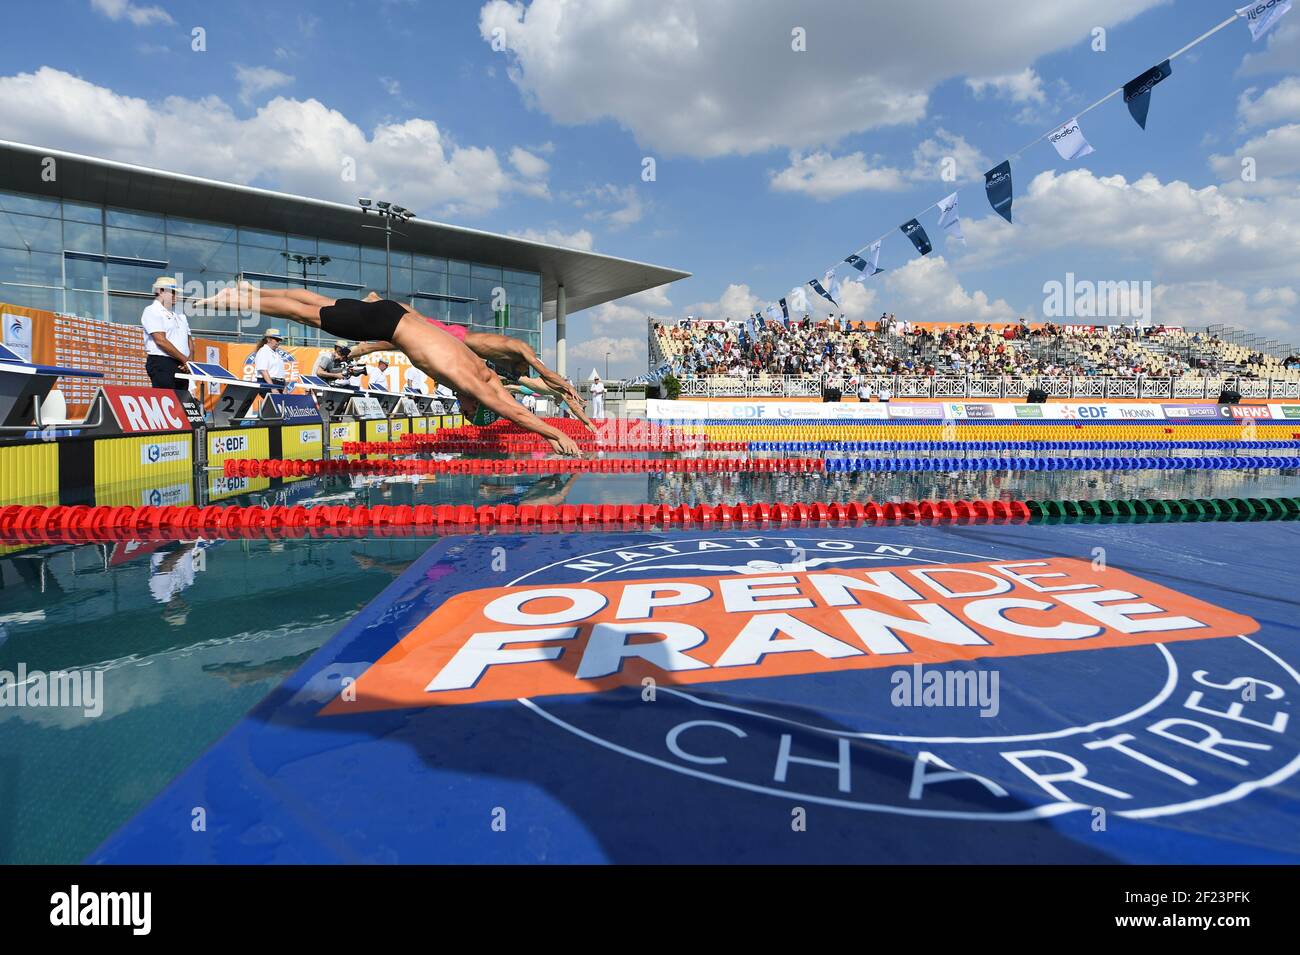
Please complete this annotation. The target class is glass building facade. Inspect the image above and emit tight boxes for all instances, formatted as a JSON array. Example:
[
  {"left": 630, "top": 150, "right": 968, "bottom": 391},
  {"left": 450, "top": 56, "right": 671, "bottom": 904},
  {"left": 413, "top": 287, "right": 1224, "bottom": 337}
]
[{"left": 0, "top": 188, "right": 543, "bottom": 352}]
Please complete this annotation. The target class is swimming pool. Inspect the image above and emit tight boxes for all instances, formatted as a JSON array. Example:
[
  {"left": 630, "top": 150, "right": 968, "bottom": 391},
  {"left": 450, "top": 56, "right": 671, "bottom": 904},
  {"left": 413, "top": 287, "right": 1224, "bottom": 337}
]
[{"left": 3, "top": 458, "right": 1300, "bottom": 863}]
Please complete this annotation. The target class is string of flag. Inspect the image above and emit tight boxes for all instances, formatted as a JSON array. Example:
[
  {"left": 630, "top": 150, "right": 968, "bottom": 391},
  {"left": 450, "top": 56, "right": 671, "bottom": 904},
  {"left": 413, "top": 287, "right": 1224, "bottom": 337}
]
[{"left": 745, "top": 2, "right": 1291, "bottom": 332}]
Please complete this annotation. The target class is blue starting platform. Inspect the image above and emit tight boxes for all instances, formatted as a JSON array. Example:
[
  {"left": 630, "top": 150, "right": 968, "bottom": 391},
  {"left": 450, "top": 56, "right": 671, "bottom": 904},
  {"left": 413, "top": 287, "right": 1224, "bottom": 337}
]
[{"left": 91, "top": 520, "right": 1300, "bottom": 863}]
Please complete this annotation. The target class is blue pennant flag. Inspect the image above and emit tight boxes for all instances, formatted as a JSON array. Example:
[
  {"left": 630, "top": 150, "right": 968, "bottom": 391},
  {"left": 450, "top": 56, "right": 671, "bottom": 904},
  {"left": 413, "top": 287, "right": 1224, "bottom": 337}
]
[
  {"left": 899, "top": 219, "right": 933, "bottom": 256},
  {"left": 984, "top": 160, "right": 1013, "bottom": 223},
  {"left": 808, "top": 278, "right": 838, "bottom": 307},
  {"left": 778, "top": 298, "right": 790, "bottom": 325},
  {"left": 1123, "top": 59, "right": 1172, "bottom": 130}
]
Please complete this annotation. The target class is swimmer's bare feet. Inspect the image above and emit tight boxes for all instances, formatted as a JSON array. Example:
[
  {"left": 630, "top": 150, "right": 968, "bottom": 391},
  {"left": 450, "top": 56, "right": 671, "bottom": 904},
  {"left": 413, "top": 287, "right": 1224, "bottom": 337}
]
[{"left": 193, "top": 281, "right": 258, "bottom": 312}]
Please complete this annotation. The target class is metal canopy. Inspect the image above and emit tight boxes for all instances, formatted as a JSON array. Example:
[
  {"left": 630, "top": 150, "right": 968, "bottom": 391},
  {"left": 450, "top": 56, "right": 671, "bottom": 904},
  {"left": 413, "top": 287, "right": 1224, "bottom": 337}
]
[{"left": 0, "top": 140, "right": 690, "bottom": 319}]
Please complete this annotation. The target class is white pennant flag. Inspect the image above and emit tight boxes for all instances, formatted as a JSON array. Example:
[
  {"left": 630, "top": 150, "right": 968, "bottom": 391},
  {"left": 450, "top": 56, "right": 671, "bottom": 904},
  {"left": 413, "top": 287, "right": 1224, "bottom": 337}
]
[
  {"left": 935, "top": 192, "right": 964, "bottom": 242},
  {"left": 867, "top": 239, "right": 883, "bottom": 275},
  {"left": 1048, "top": 116, "right": 1095, "bottom": 160},
  {"left": 1237, "top": 1, "right": 1291, "bottom": 41}
]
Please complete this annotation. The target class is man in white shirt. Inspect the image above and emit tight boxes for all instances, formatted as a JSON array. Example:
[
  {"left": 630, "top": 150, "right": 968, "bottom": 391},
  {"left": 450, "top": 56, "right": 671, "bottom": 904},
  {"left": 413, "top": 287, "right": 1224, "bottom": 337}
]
[
  {"left": 589, "top": 373, "right": 606, "bottom": 418},
  {"left": 141, "top": 276, "right": 192, "bottom": 389},
  {"left": 404, "top": 364, "right": 428, "bottom": 394}
]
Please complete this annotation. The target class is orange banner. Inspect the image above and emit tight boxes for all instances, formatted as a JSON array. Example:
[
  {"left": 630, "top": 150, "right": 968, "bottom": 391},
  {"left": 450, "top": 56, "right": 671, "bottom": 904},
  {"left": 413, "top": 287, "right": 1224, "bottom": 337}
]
[{"left": 326, "top": 557, "right": 1258, "bottom": 714}]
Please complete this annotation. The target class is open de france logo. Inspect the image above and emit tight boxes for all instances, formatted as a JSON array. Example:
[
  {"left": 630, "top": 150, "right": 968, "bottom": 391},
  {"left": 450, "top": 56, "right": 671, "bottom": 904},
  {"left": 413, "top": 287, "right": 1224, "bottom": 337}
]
[{"left": 330, "top": 536, "right": 1299, "bottom": 823}]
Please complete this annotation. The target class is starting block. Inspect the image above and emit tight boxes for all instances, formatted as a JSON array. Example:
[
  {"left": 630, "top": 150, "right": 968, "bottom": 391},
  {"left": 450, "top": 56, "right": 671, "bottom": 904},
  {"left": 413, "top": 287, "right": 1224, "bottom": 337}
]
[
  {"left": 362, "top": 378, "right": 405, "bottom": 417},
  {"left": 0, "top": 343, "right": 105, "bottom": 435},
  {"left": 298, "top": 374, "right": 355, "bottom": 421},
  {"left": 177, "top": 361, "right": 280, "bottom": 427},
  {"left": 403, "top": 387, "right": 440, "bottom": 415}
]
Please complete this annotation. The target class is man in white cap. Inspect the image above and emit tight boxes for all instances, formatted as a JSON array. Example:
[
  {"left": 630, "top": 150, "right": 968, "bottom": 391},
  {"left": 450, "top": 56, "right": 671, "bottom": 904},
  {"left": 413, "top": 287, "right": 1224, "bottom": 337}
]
[{"left": 141, "top": 276, "right": 192, "bottom": 389}]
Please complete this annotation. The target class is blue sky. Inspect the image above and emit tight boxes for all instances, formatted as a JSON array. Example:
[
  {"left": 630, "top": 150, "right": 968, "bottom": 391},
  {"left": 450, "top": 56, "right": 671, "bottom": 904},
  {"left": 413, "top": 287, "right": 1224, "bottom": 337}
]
[{"left": 1, "top": 0, "right": 1298, "bottom": 377}]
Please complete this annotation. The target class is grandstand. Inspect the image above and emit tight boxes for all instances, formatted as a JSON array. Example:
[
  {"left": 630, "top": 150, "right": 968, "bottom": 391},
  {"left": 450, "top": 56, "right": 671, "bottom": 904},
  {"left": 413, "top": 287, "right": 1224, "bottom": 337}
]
[{"left": 650, "top": 317, "right": 1300, "bottom": 399}]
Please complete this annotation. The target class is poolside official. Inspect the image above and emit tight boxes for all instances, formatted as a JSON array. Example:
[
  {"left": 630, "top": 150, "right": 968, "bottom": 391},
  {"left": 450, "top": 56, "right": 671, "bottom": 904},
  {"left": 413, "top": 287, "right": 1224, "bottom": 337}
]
[
  {"left": 253, "top": 329, "right": 288, "bottom": 392},
  {"left": 141, "top": 276, "right": 192, "bottom": 390}
]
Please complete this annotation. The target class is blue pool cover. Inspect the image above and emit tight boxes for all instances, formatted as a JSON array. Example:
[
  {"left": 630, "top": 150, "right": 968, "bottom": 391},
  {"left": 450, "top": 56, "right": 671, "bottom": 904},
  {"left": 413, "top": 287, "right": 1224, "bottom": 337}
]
[{"left": 92, "top": 520, "right": 1300, "bottom": 863}]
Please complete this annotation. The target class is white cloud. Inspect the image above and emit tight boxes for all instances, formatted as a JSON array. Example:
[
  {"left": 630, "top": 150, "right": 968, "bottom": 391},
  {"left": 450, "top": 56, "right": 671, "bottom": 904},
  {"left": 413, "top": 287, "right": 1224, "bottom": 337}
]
[
  {"left": 966, "top": 68, "right": 1046, "bottom": 104},
  {"left": 508, "top": 147, "right": 550, "bottom": 198},
  {"left": 0, "top": 67, "right": 547, "bottom": 218},
  {"left": 908, "top": 128, "right": 991, "bottom": 183},
  {"left": 1152, "top": 282, "right": 1298, "bottom": 337},
  {"left": 509, "top": 146, "right": 549, "bottom": 180},
  {"left": 1237, "top": 77, "right": 1300, "bottom": 127},
  {"left": 1238, "top": 21, "right": 1300, "bottom": 77},
  {"left": 684, "top": 283, "right": 763, "bottom": 321},
  {"left": 572, "top": 183, "right": 645, "bottom": 228},
  {"left": 583, "top": 284, "right": 674, "bottom": 335},
  {"left": 90, "top": 0, "right": 173, "bottom": 27},
  {"left": 569, "top": 335, "right": 642, "bottom": 365},
  {"left": 508, "top": 227, "right": 595, "bottom": 250},
  {"left": 769, "top": 151, "right": 906, "bottom": 200},
  {"left": 956, "top": 168, "right": 1300, "bottom": 287},
  {"left": 234, "top": 64, "right": 294, "bottom": 106},
  {"left": 768, "top": 129, "right": 989, "bottom": 199},
  {"left": 1211, "top": 123, "right": 1300, "bottom": 180},
  {"left": 877, "top": 256, "right": 1019, "bottom": 324},
  {"left": 479, "top": 0, "right": 1162, "bottom": 158}
]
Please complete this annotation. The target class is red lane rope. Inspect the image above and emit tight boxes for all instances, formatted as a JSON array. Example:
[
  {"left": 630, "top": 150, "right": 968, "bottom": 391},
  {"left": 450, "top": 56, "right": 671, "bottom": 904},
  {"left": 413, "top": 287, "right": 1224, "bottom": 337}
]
[
  {"left": 0, "top": 499, "right": 1029, "bottom": 542},
  {"left": 224, "top": 457, "right": 823, "bottom": 477}
]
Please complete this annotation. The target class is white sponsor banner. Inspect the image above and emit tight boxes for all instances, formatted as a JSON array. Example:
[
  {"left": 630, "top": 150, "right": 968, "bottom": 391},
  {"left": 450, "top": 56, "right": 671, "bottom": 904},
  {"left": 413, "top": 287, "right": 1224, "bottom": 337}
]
[
  {"left": 2, "top": 312, "right": 33, "bottom": 362},
  {"left": 140, "top": 439, "right": 190, "bottom": 465},
  {"left": 648, "top": 400, "right": 1176, "bottom": 421}
]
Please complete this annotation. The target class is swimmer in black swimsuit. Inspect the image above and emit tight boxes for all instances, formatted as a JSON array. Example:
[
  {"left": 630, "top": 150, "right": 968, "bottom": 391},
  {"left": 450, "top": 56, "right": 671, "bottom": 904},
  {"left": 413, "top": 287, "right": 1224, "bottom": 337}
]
[
  {"left": 345, "top": 293, "right": 593, "bottom": 431},
  {"left": 191, "top": 283, "right": 581, "bottom": 455}
]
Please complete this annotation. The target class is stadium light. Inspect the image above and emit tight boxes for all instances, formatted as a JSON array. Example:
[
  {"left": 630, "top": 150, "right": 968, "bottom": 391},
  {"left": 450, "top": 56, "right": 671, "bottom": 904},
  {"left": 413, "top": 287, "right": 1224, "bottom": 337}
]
[{"left": 357, "top": 196, "right": 412, "bottom": 299}]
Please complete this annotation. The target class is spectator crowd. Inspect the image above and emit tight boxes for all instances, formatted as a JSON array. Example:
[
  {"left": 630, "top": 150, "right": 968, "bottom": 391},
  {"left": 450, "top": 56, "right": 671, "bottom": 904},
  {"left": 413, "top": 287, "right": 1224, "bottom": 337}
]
[{"left": 653, "top": 316, "right": 1297, "bottom": 384}]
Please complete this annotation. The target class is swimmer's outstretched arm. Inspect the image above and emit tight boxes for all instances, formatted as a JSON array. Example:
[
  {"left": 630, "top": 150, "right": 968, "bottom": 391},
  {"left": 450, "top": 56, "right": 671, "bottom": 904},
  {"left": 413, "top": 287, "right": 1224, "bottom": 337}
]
[
  {"left": 426, "top": 343, "right": 580, "bottom": 456},
  {"left": 463, "top": 332, "right": 587, "bottom": 412},
  {"left": 512, "top": 374, "right": 596, "bottom": 429},
  {"left": 344, "top": 340, "right": 393, "bottom": 359}
]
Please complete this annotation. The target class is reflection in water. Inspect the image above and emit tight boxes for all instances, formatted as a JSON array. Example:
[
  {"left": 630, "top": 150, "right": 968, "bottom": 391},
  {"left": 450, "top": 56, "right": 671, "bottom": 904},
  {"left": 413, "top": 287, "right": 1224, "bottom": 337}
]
[
  {"left": 0, "top": 534, "right": 430, "bottom": 865},
  {"left": 2, "top": 459, "right": 1298, "bottom": 863}
]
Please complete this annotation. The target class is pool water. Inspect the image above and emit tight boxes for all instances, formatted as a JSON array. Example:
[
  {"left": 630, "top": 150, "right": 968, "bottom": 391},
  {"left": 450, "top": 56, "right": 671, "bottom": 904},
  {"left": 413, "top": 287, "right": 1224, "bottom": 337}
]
[{"left": 3, "top": 461, "right": 1300, "bottom": 863}]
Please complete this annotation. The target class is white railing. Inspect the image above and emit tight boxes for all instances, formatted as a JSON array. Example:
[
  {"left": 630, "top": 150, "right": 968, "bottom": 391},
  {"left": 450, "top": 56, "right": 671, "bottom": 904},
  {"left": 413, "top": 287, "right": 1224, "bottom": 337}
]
[{"left": 670, "top": 374, "right": 1300, "bottom": 399}]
